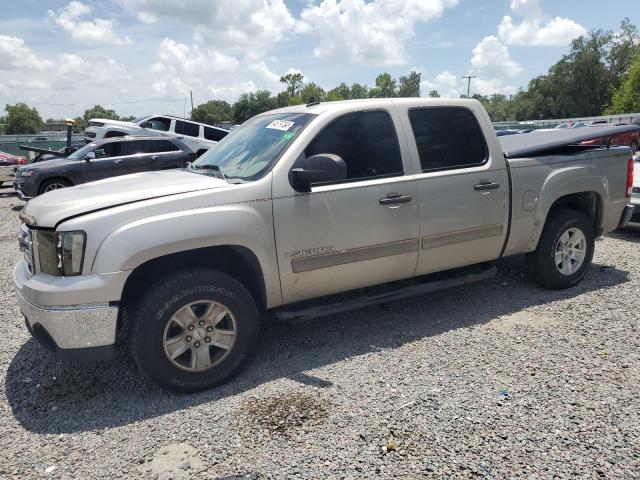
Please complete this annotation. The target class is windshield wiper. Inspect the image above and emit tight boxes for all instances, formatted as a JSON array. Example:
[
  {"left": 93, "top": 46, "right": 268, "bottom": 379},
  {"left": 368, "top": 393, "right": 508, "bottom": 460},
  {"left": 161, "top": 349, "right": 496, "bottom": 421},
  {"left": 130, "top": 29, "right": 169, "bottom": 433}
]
[{"left": 191, "top": 164, "right": 226, "bottom": 180}]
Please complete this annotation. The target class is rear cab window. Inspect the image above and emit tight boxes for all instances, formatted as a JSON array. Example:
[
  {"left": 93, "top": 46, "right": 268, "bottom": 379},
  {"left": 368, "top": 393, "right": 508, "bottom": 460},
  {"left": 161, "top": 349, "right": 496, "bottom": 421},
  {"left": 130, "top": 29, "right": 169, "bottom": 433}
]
[
  {"left": 408, "top": 107, "right": 488, "bottom": 172},
  {"left": 305, "top": 110, "right": 403, "bottom": 182}
]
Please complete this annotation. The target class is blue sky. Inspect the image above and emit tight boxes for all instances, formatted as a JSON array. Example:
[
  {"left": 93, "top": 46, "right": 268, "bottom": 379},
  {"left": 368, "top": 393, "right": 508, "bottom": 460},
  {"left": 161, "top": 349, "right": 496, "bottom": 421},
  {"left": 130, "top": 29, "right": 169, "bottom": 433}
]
[{"left": 0, "top": 0, "right": 638, "bottom": 119}]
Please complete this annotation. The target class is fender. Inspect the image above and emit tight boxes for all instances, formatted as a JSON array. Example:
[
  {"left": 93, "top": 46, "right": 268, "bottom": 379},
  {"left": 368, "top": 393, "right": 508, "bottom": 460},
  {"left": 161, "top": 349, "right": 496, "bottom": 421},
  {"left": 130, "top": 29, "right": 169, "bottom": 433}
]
[
  {"left": 527, "top": 164, "right": 607, "bottom": 251},
  {"left": 90, "top": 202, "right": 282, "bottom": 307}
]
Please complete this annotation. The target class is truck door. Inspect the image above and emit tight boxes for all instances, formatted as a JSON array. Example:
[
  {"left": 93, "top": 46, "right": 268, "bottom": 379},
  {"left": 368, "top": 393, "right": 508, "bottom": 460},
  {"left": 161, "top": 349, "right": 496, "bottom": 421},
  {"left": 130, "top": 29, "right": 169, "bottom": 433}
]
[
  {"left": 273, "top": 109, "right": 419, "bottom": 303},
  {"left": 401, "top": 106, "right": 508, "bottom": 275}
]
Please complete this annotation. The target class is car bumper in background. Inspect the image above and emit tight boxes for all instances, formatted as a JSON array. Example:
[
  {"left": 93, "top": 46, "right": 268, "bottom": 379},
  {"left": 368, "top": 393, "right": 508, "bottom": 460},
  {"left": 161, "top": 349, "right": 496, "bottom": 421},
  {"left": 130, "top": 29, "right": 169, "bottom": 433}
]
[
  {"left": 619, "top": 204, "right": 635, "bottom": 228},
  {"left": 14, "top": 181, "right": 35, "bottom": 200}
]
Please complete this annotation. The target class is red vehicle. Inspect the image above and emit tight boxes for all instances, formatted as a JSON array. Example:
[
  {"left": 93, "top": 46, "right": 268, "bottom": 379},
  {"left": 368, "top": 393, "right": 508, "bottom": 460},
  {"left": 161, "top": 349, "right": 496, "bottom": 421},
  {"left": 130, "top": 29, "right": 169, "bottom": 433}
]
[
  {"left": 0, "top": 151, "right": 27, "bottom": 166},
  {"left": 581, "top": 123, "right": 640, "bottom": 154}
]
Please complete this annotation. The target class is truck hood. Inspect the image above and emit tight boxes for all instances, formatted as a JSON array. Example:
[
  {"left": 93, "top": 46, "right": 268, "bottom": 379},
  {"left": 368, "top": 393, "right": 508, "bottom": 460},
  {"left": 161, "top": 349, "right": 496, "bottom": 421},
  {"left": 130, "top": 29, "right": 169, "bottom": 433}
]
[{"left": 23, "top": 170, "right": 228, "bottom": 228}]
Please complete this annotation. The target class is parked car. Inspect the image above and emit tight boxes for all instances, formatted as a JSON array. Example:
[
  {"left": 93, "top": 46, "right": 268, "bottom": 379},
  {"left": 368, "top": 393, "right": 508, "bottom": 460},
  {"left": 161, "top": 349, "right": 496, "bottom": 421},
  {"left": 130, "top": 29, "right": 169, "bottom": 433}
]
[
  {"left": 14, "top": 136, "right": 195, "bottom": 199},
  {"left": 84, "top": 115, "right": 229, "bottom": 157},
  {"left": 0, "top": 151, "right": 27, "bottom": 166},
  {"left": 581, "top": 123, "right": 640, "bottom": 154},
  {"left": 14, "top": 98, "right": 636, "bottom": 392}
]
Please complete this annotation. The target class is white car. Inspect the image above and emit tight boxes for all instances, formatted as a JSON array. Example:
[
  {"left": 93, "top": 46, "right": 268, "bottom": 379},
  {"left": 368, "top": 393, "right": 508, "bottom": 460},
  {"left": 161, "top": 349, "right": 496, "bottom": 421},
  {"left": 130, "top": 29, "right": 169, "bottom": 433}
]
[{"left": 84, "top": 115, "right": 229, "bottom": 156}]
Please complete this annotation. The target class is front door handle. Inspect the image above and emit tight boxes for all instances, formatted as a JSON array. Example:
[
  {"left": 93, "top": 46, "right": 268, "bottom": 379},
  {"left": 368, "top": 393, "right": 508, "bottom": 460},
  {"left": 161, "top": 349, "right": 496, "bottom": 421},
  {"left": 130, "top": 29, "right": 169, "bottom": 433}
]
[
  {"left": 379, "top": 194, "right": 413, "bottom": 206},
  {"left": 474, "top": 181, "right": 500, "bottom": 191}
]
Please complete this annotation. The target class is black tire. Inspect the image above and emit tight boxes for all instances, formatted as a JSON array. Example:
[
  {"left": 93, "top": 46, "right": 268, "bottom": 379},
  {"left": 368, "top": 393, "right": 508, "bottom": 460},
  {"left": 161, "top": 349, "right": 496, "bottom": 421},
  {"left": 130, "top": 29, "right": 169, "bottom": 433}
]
[
  {"left": 631, "top": 140, "right": 638, "bottom": 155},
  {"left": 129, "top": 268, "right": 260, "bottom": 393},
  {"left": 525, "top": 209, "right": 595, "bottom": 289},
  {"left": 38, "top": 178, "right": 71, "bottom": 195}
]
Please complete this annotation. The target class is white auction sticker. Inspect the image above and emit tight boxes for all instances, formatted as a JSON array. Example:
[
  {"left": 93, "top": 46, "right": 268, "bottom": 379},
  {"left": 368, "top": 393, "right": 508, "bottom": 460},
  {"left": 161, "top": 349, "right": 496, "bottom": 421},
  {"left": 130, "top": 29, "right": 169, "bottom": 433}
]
[{"left": 266, "top": 120, "right": 294, "bottom": 131}]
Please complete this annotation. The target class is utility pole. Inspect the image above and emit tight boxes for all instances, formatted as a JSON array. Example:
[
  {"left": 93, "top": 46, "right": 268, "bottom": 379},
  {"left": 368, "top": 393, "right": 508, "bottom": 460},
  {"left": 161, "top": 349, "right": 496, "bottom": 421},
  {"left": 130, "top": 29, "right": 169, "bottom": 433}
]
[
  {"left": 462, "top": 75, "right": 476, "bottom": 98},
  {"left": 190, "top": 90, "right": 194, "bottom": 113}
]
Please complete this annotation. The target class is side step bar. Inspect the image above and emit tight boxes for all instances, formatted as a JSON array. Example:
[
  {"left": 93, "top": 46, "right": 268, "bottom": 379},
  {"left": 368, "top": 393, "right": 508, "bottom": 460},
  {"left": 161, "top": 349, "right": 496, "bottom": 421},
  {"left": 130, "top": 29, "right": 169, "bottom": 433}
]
[{"left": 271, "top": 263, "right": 497, "bottom": 322}]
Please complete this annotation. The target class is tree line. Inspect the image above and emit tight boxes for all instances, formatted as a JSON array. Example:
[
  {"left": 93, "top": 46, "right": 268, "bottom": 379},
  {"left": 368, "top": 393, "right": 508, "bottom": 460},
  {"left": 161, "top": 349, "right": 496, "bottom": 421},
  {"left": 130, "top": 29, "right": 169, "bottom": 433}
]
[{"left": 2, "top": 17, "right": 640, "bottom": 134}]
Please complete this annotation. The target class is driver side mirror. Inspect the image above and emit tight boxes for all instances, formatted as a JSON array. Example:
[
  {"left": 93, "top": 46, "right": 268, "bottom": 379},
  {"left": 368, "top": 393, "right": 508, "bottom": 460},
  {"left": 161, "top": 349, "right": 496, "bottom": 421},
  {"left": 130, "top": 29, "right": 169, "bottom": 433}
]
[
  {"left": 289, "top": 154, "right": 347, "bottom": 192},
  {"left": 84, "top": 151, "right": 96, "bottom": 162}
]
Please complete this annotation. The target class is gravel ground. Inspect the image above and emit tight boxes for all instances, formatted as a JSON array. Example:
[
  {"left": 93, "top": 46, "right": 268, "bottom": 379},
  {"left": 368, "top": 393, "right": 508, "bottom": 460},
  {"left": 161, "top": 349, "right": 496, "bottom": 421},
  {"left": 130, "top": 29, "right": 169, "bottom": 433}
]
[{"left": 0, "top": 190, "right": 639, "bottom": 479}]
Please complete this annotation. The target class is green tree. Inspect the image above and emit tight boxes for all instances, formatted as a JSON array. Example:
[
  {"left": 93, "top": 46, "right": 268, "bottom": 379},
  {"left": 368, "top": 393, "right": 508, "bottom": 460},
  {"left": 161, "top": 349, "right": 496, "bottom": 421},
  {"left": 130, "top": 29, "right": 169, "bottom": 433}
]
[
  {"left": 369, "top": 73, "right": 397, "bottom": 98},
  {"left": 74, "top": 105, "right": 120, "bottom": 131},
  {"left": 428, "top": 90, "right": 441, "bottom": 98},
  {"left": 608, "top": 18, "right": 640, "bottom": 90},
  {"left": 607, "top": 55, "right": 640, "bottom": 113},
  {"left": 4, "top": 103, "right": 43, "bottom": 134},
  {"left": 326, "top": 82, "right": 351, "bottom": 101},
  {"left": 397, "top": 71, "right": 421, "bottom": 97},
  {"left": 280, "top": 72, "right": 304, "bottom": 97},
  {"left": 349, "top": 83, "right": 369, "bottom": 99},
  {"left": 191, "top": 100, "right": 233, "bottom": 125},
  {"left": 300, "top": 82, "right": 326, "bottom": 104},
  {"left": 232, "top": 90, "right": 278, "bottom": 123}
]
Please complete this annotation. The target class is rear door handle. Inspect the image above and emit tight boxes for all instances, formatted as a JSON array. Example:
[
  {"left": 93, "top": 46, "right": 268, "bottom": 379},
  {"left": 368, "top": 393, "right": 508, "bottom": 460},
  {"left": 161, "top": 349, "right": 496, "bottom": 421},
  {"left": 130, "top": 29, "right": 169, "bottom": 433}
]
[
  {"left": 379, "top": 194, "right": 413, "bottom": 206},
  {"left": 474, "top": 181, "right": 500, "bottom": 191}
]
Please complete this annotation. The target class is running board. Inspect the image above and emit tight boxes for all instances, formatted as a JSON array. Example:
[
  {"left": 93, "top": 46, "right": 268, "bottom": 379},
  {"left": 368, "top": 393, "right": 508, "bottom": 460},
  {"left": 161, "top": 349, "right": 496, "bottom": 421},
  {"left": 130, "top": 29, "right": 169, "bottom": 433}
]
[{"left": 271, "top": 263, "right": 497, "bottom": 322}]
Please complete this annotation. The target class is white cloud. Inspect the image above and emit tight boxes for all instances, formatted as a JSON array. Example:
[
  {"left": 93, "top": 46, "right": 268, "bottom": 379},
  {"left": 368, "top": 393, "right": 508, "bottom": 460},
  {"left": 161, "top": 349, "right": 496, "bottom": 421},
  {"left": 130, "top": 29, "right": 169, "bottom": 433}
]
[
  {"left": 119, "top": 0, "right": 294, "bottom": 49},
  {"left": 498, "top": 0, "right": 586, "bottom": 46},
  {"left": 48, "top": 1, "right": 131, "bottom": 45},
  {"left": 471, "top": 36, "right": 522, "bottom": 78},
  {"left": 421, "top": 70, "right": 461, "bottom": 98},
  {"left": 0, "top": 35, "right": 53, "bottom": 70},
  {"left": 297, "top": 0, "right": 460, "bottom": 65}
]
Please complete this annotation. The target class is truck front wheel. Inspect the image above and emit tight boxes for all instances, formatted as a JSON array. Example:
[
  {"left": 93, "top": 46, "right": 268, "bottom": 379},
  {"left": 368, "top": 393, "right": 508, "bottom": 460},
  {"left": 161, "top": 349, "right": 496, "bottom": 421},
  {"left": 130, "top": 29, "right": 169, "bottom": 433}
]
[
  {"left": 525, "top": 209, "right": 595, "bottom": 289},
  {"left": 129, "top": 268, "right": 259, "bottom": 392}
]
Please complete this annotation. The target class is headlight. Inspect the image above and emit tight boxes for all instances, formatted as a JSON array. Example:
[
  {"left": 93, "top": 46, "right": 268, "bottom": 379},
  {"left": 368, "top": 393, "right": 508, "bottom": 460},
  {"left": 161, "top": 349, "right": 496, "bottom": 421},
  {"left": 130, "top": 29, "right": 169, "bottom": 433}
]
[
  {"left": 19, "top": 170, "right": 34, "bottom": 177},
  {"left": 37, "top": 231, "right": 86, "bottom": 276}
]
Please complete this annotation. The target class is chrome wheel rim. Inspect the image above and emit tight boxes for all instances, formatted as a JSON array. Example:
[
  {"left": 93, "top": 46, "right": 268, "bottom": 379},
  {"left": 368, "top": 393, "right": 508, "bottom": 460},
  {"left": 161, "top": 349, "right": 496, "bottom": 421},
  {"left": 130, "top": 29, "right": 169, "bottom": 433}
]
[
  {"left": 555, "top": 227, "right": 587, "bottom": 276},
  {"left": 44, "top": 182, "right": 67, "bottom": 192},
  {"left": 162, "top": 300, "right": 237, "bottom": 372}
]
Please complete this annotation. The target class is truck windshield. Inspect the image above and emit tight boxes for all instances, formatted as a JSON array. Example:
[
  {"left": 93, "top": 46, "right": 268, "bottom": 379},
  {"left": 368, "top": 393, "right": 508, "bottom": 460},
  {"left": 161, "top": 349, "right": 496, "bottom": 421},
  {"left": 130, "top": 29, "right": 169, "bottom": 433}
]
[{"left": 191, "top": 112, "right": 315, "bottom": 181}]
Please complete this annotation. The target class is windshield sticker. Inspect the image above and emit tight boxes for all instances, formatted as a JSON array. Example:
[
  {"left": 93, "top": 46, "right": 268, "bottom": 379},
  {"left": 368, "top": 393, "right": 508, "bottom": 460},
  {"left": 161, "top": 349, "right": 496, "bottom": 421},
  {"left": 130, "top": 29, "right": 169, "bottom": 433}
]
[{"left": 266, "top": 120, "right": 294, "bottom": 131}]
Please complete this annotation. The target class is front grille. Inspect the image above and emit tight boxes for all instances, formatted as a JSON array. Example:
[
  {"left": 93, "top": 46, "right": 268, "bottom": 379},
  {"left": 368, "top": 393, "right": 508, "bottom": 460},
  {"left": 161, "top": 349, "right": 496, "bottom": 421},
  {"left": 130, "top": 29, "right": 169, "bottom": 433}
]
[
  {"left": 87, "top": 121, "right": 104, "bottom": 128},
  {"left": 18, "top": 224, "right": 34, "bottom": 275}
]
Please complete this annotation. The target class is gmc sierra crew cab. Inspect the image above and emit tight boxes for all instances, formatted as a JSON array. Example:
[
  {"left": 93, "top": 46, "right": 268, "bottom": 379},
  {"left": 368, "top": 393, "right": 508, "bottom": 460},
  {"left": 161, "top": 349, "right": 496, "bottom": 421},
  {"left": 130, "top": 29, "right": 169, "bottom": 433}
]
[{"left": 13, "top": 98, "right": 636, "bottom": 392}]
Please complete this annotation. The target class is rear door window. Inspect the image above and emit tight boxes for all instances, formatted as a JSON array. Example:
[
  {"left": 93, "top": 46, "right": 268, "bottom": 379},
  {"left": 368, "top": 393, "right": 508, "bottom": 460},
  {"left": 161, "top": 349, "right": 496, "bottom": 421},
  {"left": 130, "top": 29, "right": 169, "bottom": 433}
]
[
  {"left": 175, "top": 121, "right": 200, "bottom": 137},
  {"left": 305, "top": 110, "right": 403, "bottom": 182},
  {"left": 408, "top": 107, "right": 488, "bottom": 172},
  {"left": 145, "top": 117, "right": 171, "bottom": 132},
  {"left": 203, "top": 127, "right": 228, "bottom": 142},
  {"left": 123, "top": 140, "right": 156, "bottom": 155},
  {"left": 152, "top": 140, "right": 180, "bottom": 152}
]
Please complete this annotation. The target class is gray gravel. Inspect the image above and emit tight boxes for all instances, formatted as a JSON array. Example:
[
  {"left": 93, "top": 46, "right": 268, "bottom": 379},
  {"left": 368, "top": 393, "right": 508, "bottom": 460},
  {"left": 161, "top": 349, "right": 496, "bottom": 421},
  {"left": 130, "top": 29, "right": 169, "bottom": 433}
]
[{"left": 0, "top": 190, "right": 639, "bottom": 479}]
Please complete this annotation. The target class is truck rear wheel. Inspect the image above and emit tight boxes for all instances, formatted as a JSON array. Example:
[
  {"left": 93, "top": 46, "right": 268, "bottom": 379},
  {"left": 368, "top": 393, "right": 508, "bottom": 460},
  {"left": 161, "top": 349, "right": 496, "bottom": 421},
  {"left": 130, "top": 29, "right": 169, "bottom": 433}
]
[
  {"left": 129, "top": 268, "right": 259, "bottom": 393},
  {"left": 525, "top": 209, "right": 594, "bottom": 289}
]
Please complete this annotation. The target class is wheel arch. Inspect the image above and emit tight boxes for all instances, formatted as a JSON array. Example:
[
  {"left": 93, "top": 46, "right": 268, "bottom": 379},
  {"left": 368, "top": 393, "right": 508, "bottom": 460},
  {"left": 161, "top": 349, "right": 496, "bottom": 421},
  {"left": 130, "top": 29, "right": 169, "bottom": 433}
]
[
  {"left": 38, "top": 176, "right": 73, "bottom": 194},
  {"left": 118, "top": 245, "right": 268, "bottom": 336}
]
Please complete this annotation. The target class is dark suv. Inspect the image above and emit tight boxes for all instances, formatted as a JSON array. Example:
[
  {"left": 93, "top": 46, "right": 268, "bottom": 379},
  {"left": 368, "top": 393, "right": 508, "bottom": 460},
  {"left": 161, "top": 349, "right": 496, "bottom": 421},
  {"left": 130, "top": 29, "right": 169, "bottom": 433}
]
[{"left": 15, "top": 136, "right": 195, "bottom": 199}]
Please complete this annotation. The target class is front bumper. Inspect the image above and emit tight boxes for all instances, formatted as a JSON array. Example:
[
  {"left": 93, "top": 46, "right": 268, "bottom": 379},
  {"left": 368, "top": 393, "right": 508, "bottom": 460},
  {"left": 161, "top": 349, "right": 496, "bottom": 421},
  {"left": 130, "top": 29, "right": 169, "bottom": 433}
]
[
  {"left": 14, "top": 181, "right": 34, "bottom": 200},
  {"left": 13, "top": 261, "right": 127, "bottom": 361}
]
